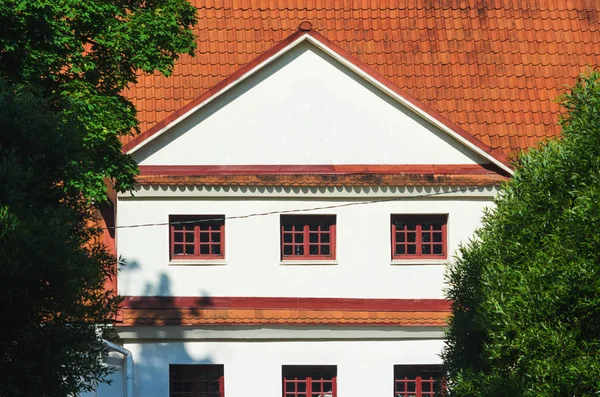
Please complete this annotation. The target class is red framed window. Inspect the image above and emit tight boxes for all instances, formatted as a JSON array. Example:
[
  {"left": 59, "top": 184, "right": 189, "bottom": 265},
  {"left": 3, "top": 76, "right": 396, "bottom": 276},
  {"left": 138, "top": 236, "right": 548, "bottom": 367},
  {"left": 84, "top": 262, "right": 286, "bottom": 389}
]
[
  {"left": 170, "top": 364, "right": 224, "bottom": 397},
  {"left": 394, "top": 365, "right": 443, "bottom": 397},
  {"left": 283, "top": 365, "right": 337, "bottom": 397},
  {"left": 170, "top": 215, "right": 225, "bottom": 259},
  {"left": 281, "top": 215, "right": 336, "bottom": 260},
  {"left": 391, "top": 215, "right": 447, "bottom": 259}
]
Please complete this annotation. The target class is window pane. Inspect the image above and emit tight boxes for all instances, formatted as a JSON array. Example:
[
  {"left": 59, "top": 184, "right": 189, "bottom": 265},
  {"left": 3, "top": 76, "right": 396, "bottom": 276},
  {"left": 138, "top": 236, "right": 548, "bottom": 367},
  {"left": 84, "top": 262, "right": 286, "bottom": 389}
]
[
  {"left": 283, "top": 366, "right": 336, "bottom": 397},
  {"left": 171, "top": 365, "right": 223, "bottom": 397},
  {"left": 185, "top": 231, "right": 195, "bottom": 243},
  {"left": 392, "top": 215, "right": 447, "bottom": 258},
  {"left": 170, "top": 216, "right": 225, "bottom": 260},
  {"left": 284, "top": 246, "right": 293, "bottom": 256},
  {"left": 321, "top": 245, "right": 330, "bottom": 255},
  {"left": 280, "top": 216, "right": 335, "bottom": 259}
]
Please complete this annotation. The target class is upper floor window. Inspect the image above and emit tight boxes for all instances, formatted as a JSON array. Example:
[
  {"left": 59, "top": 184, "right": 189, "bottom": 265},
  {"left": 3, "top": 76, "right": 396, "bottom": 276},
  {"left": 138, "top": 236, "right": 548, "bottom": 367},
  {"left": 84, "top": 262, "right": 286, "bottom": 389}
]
[
  {"left": 283, "top": 365, "right": 337, "bottom": 397},
  {"left": 170, "top": 215, "right": 225, "bottom": 259},
  {"left": 391, "top": 215, "right": 447, "bottom": 259},
  {"left": 170, "top": 364, "right": 224, "bottom": 397},
  {"left": 394, "top": 365, "right": 443, "bottom": 397},
  {"left": 281, "top": 215, "right": 336, "bottom": 260}
]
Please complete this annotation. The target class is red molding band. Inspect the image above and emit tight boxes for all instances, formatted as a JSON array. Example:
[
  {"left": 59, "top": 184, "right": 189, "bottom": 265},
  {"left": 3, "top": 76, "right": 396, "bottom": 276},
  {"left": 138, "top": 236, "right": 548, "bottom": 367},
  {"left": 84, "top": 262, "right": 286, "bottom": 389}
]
[{"left": 122, "top": 296, "right": 451, "bottom": 312}]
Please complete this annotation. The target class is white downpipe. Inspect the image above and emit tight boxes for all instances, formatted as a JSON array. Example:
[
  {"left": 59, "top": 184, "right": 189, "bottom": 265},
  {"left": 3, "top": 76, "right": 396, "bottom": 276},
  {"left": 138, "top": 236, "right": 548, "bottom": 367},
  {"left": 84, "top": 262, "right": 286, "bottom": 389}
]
[{"left": 103, "top": 339, "right": 134, "bottom": 397}]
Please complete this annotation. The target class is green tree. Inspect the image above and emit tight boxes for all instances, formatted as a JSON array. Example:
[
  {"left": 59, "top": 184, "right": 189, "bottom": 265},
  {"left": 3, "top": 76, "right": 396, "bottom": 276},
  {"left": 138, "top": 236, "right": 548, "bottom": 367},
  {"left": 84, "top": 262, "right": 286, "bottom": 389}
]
[
  {"left": 443, "top": 71, "right": 600, "bottom": 396},
  {"left": 0, "top": 1, "right": 196, "bottom": 395}
]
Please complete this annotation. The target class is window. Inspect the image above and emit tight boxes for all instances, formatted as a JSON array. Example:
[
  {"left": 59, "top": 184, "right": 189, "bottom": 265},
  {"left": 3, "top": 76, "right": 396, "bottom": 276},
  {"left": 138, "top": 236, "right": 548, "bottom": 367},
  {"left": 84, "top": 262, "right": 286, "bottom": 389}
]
[
  {"left": 170, "top": 364, "right": 224, "bottom": 397},
  {"left": 394, "top": 365, "right": 443, "bottom": 397},
  {"left": 170, "top": 215, "right": 225, "bottom": 259},
  {"left": 283, "top": 365, "right": 337, "bottom": 397},
  {"left": 391, "top": 215, "right": 447, "bottom": 259},
  {"left": 281, "top": 215, "right": 336, "bottom": 260}
]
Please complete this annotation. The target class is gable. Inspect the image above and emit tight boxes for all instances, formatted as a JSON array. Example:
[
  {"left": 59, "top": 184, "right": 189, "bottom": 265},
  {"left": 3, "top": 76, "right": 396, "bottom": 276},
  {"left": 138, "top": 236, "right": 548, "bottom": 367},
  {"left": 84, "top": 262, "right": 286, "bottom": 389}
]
[{"left": 132, "top": 38, "right": 497, "bottom": 168}]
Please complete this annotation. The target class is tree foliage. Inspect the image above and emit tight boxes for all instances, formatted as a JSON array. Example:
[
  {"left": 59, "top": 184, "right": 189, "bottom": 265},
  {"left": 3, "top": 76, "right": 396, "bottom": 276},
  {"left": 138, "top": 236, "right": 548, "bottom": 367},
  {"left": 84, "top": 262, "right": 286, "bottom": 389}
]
[
  {"left": 443, "top": 71, "right": 600, "bottom": 396},
  {"left": 0, "top": 0, "right": 196, "bottom": 395}
]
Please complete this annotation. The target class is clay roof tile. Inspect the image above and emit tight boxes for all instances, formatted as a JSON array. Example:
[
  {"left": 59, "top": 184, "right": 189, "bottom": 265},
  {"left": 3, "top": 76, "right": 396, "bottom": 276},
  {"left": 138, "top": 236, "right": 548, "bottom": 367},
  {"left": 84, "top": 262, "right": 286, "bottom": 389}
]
[{"left": 122, "top": 1, "right": 600, "bottom": 157}]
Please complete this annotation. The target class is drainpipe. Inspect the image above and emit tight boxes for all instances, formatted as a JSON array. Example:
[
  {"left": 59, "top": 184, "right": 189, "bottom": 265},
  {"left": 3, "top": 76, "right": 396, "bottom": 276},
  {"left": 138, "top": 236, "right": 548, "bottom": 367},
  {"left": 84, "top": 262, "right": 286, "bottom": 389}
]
[{"left": 103, "top": 339, "right": 134, "bottom": 397}]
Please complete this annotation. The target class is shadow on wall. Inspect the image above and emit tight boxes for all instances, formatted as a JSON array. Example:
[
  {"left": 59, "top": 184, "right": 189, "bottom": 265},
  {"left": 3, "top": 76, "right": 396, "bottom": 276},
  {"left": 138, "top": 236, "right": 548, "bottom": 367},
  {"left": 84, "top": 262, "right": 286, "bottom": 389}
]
[{"left": 116, "top": 262, "right": 216, "bottom": 397}]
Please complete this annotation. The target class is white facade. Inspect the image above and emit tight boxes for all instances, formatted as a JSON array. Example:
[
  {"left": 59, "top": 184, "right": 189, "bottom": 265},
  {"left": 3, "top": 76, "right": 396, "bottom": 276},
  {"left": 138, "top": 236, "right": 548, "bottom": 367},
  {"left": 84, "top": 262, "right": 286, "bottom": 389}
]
[
  {"left": 93, "top": 36, "right": 503, "bottom": 397},
  {"left": 117, "top": 192, "right": 493, "bottom": 299}
]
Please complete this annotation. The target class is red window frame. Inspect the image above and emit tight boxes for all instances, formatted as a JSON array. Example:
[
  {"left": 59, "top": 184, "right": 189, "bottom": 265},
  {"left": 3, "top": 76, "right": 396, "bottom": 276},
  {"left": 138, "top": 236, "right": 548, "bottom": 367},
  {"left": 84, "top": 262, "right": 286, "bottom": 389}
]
[
  {"left": 391, "top": 215, "right": 447, "bottom": 259},
  {"left": 283, "top": 365, "right": 337, "bottom": 397},
  {"left": 170, "top": 215, "right": 225, "bottom": 260},
  {"left": 394, "top": 365, "right": 443, "bottom": 397},
  {"left": 281, "top": 215, "right": 336, "bottom": 260},
  {"left": 169, "top": 364, "right": 224, "bottom": 397}
]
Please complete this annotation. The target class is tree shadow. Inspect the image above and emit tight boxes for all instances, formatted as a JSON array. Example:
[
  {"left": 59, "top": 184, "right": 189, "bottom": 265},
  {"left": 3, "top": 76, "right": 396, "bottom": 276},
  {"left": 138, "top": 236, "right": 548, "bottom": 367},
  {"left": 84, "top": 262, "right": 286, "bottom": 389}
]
[
  {"left": 128, "top": 272, "right": 216, "bottom": 396},
  {"left": 86, "top": 267, "right": 216, "bottom": 397}
]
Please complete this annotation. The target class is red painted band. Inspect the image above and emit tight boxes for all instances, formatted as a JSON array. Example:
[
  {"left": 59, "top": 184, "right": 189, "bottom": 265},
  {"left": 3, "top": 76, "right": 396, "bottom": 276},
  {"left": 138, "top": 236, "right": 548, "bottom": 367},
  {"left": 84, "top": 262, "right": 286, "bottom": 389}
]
[
  {"left": 122, "top": 296, "right": 451, "bottom": 312},
  {"left": 138, "top": 164, "right": 504, "bottom": 176}
]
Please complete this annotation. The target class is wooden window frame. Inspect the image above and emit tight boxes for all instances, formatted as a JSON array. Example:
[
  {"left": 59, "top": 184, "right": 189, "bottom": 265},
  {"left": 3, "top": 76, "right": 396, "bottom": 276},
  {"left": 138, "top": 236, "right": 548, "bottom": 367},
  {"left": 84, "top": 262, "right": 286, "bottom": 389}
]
[
  {"left": 169, "top": 364, "right": 224, "bottom": 397},
  {"left": 170, "top": 215, "right": 225, "bottom": 260},
  {"left": 282, "top": 365, "right": 337, "bottom": 397},
  {"left": 394, "top": 365, "right": 443, "bottom": 397},
  {"left": 391, "top": 215, "right": 447, "bottom": 259},
  {"left": 280, "top": 215, "right": 336, "bottom": 260}
]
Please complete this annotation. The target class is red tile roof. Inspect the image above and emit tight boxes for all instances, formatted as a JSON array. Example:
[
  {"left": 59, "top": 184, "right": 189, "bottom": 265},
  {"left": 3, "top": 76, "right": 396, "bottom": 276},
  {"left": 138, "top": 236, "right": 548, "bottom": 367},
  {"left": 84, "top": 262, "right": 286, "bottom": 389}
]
[
  {"left": 123, "top": 0, "right": 600, "bottom": 158},
  {"left": 122, "top": 308, "right": 450, "bottom": 326},
  {"left": 120, "top": 297, "right": 451, "bottom": 327}
]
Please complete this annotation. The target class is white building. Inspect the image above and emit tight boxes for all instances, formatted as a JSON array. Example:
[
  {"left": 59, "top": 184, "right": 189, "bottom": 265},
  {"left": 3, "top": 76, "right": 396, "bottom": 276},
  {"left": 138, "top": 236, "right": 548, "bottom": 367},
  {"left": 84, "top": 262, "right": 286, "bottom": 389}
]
[{"left": 93, "top": 23, "right": 515, "bottom": 397}]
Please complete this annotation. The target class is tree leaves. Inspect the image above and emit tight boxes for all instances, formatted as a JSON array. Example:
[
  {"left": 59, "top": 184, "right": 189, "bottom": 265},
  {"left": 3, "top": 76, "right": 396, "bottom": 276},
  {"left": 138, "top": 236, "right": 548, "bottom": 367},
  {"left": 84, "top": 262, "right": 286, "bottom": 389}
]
[
  {"left": 0, "top": 0, "right": 196, "bottom": 395},
  {"left": 443, "top": 71, "right": 600, "bottom": 396}
]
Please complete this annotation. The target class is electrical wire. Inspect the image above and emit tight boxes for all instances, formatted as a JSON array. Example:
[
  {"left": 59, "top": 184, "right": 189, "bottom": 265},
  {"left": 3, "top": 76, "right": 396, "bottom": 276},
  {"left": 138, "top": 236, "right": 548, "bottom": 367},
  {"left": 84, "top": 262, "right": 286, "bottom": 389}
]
[{"left": 103, "top": 185, "right": 490, "bottom": 230}]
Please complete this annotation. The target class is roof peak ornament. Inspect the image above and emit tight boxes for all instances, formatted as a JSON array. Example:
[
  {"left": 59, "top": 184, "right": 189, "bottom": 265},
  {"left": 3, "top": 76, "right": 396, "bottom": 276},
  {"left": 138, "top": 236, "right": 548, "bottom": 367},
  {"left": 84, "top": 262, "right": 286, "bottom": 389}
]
[{"left": 298, "top": 21, "right": 313, "bottom": 31}]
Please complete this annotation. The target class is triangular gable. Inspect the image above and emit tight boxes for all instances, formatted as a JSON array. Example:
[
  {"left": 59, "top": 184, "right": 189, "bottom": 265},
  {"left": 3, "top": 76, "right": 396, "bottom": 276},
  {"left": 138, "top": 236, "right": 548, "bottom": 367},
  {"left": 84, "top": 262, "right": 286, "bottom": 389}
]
[{"left": 124, "top": 24, "right": 512, "bottom": 175}]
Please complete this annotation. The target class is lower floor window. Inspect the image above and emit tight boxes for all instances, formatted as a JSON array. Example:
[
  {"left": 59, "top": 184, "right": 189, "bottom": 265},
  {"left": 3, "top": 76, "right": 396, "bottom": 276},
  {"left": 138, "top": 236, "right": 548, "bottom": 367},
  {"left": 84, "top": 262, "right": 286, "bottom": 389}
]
[
  {"left": 394, "top": 365, "right": 443, "bottom": 397},
  {"left": 170, "top": 364, "right": 224, "bottom": 397},
  {"left": 283, "top": 365, "right": 337, "bottom": 397}
]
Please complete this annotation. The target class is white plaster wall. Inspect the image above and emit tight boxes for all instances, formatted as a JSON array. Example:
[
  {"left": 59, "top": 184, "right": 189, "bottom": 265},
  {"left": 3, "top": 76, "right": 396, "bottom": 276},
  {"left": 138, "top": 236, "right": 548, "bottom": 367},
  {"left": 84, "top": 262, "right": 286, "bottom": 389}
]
[
  {"left": 117, "top": 196, "right": 490, "bottom": 298},
  {"left": 134, "top": 42, "right": 486, "bottom": 166},
  {"left": 122, "top": 338, "right": 443, "bottom": 397}
]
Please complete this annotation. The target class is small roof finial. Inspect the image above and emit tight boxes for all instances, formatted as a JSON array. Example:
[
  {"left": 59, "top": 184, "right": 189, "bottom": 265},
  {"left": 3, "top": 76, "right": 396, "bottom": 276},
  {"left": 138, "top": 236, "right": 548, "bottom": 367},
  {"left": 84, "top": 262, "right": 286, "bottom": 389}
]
[{"left": 298, "top": 21, "right": 313, "bottom": 32}]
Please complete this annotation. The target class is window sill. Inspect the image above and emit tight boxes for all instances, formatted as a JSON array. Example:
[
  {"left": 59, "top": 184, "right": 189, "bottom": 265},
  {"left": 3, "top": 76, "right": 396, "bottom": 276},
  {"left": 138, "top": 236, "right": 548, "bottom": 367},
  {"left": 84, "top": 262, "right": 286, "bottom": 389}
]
[
  {"left": 280, "top": 260, "right": 338, "bottom": 266},
  {"left": 169, "top": 259, "right": 227, "bottom": 266},
  {"left": 391, "top": 259, "right": 447, "bottom": 266}
]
